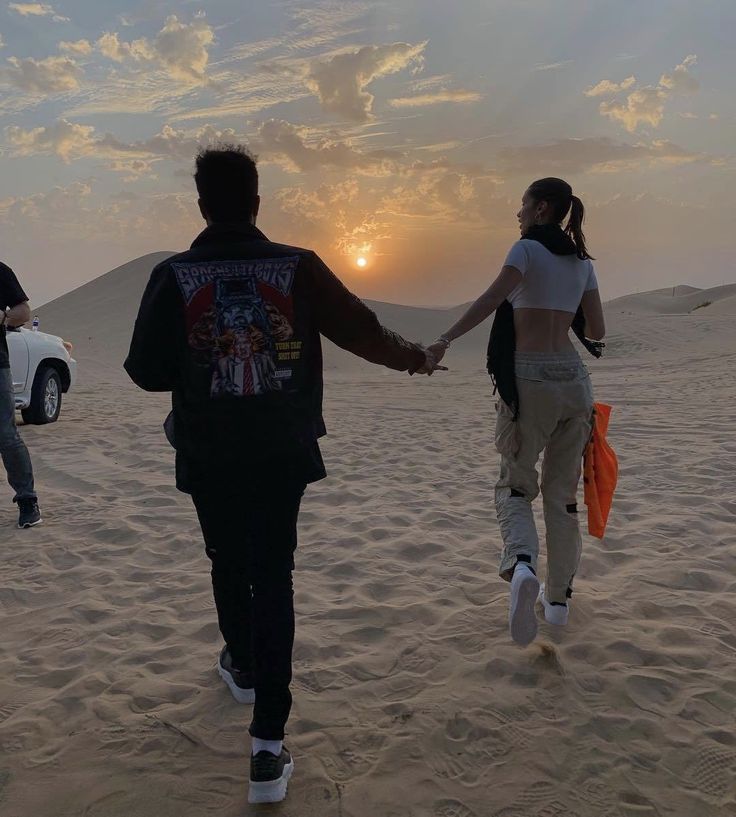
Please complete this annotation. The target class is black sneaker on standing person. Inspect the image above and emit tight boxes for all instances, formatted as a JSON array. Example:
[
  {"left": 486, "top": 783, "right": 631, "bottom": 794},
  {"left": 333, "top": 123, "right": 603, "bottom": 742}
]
[
  {"left": 17, "top": 498, "right": 42, "bottom": 529},
  {"left": 124, "top": 145, "right": 440, "bottom": 804},
  {"left": 249, "top": 747, "right": 295, "bottom": 804},
  {"left": 1, "top": 263, "right": 41, "bottom": 527},
  {"left": 217, "top": 646, "right": 255, "bottom": 704}
]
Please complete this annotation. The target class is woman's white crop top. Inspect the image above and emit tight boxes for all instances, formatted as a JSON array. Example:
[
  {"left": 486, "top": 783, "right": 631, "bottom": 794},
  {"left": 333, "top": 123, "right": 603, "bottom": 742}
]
[{"left": 503, "top": 239, "right": 598, "bottom": 312}]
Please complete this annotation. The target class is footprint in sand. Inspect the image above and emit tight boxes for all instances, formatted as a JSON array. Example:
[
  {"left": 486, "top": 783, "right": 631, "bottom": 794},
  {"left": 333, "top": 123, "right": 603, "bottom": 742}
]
[
  {"left": 515, "top": 782, "right": 560, "bottom": 806},
  {"left": 322, "top": 732, "right": 386, "bottom": 782},
  {"left": 426, "top": 750, "right": 490, "bottom": 784},
  {"left": 0, "top": 689, "right": 40, "bottom": 725},
  {"left": 492, "top": 804, "right": 579, "bottom": 817},
  {"left": 699, "top": 620, "right": 730, "bottom": 638},
  {"left": 170, "top": 774, "right": 234, "bottom": 811},
  {"left": 684, "top": 743, "right": 736, "bottom": 800},
  {"left": 433, "top": 799, "right": 477, "bottom": 817},
  {"left": 618, "top": 791, "right": 658, "bottom": 814},
  {"left": 483, "top": 706, "right": 531, "bottom": 749},
  {"left": 573, "top": 778, "right": 615, "bottom": 809},
  {"left": 518, "top": 786, "right": 583, "bottom": 816}
]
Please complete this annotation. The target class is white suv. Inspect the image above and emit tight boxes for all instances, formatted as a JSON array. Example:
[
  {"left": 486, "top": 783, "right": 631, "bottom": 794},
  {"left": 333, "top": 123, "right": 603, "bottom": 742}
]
[{"left": 7, "top": 326, "right": 77, "bottom": 424}]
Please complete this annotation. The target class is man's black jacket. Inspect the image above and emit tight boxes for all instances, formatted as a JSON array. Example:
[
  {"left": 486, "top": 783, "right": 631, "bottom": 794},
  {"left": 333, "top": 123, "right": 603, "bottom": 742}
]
[{"left": 124, "top": 223, "right": 425, "bottom": 486}]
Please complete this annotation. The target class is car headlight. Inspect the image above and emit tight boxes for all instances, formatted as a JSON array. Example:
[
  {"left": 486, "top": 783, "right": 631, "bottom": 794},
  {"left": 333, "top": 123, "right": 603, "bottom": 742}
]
[{"left": 62, "top": 340, "right": 73, "bottom": 353}]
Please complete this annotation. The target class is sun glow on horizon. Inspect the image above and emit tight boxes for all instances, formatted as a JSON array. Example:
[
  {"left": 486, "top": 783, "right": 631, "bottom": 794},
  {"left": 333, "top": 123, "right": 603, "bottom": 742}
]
[{"left": 356, "top": 256, "right": 368, "bottom": 268}]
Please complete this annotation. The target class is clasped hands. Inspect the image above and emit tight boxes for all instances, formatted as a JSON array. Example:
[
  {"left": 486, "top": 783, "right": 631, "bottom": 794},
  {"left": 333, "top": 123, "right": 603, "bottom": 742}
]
[{"left": 415, "top": 340, "right": 450, "bottom": 376}]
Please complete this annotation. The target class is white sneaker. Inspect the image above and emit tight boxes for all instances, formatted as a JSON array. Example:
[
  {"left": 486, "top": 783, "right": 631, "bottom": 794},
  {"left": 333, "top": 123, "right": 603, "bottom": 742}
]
[
  {"left": 538, "top": 583, "right": 569, "bottom": 626},
  {"left": 509, "top": 563, "right": 540, "bottom": 646}
]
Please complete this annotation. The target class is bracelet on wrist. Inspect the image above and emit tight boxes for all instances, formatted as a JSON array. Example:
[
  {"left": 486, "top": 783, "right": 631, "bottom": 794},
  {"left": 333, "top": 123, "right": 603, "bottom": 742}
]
[{"left": 435, "top": 335, "right": 451, "bottom": 348}]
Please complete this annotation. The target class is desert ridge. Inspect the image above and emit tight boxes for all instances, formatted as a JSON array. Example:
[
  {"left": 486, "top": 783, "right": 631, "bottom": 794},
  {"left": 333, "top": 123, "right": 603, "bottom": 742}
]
[{"left": 35, "top": 251, "right": 736, "bottom": 374}]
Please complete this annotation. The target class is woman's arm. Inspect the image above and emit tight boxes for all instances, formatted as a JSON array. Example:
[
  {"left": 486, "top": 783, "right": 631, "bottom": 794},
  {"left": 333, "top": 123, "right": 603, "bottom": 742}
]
[
  {"left": 580, "top": 288, "right": 605, "bottom": 341},
  {"left": 429, "top": 265, "right": 522, "bottom": 359}
]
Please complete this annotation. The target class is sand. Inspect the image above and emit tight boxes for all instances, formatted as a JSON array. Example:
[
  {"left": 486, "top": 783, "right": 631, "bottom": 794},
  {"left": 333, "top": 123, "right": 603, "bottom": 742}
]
[{"left": 1, "top": 262, "right": 735, "bottom": 816}]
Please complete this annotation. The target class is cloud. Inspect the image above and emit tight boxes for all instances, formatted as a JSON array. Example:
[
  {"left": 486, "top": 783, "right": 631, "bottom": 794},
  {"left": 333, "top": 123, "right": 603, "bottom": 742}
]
[
  {"left": 59, "top": 39, "right": 92, "bottom": 55},
  {"left": 305, "top": 42, "right": 426, "bottom": 121},
  {"left": 153, "top": 14, "right": 214, "bottom": 82},
  {"left": 534, "top": 60, "right": 573, "bottom": 72},
  {"left": 588, "top": 56, "right": 699, "bottom": 132},
  {"left": 389, "top": 89, "right": 482, "bottom": 108},
  {"left": 499, "top": 136, "right": 708, "bottom": 175},
  {"left": 659, "top": 54, "right": 698, "bottom": 93},
  {"left": 274, "top": 179, "right": 392, "bottom": 261},
  {"left": 6, "top": 119, "right": 95, "bottom": 161},
  {"left": 379, "top": 159, "right": 501, "bottom": 228},
  {"left": 96, "top": 15, "right": 214, "bottom": 83},
  {"left": 254, "top": 118, "right": 399, "bottom": 175},
  {"left": 96, "top": 31, "right": 152, "bottom": 63},
  {"left": 0, "top": 54, "right": 81, "bottom": 93},
  {"left": 0, "top": 181, "right": 199, "bottom": 249},
  {"left": 584, "top": 76, "right": 636, "bottom": 97},
  {"left": 4, "top": 119, "right": 242, "bottom": 172},
  {"left": 7, "top": 2, "right": 68, "bottom": 21},
  {"left": 599, "top": 86, "right": 667, "bottom": 132},
  {"left": 0, "top": 181, "right": 93, "bottom": 224}
]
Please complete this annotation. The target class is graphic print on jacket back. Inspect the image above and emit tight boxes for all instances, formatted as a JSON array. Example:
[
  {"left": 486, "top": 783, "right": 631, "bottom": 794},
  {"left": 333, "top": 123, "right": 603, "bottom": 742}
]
[{"left": 172, "top": 257, "right": 300, "bottom": 398}]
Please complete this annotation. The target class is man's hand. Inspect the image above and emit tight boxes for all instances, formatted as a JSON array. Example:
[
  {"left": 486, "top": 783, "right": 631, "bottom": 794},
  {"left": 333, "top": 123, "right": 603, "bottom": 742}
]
[{"left": 5, "top": 301, "right": 31, "bottom": 328}]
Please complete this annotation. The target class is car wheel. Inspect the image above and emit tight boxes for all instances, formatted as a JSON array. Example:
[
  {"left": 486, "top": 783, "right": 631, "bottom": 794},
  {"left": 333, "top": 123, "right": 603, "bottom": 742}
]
[{"left": 21, "top": 367, "right": 62, "bottom": 425}]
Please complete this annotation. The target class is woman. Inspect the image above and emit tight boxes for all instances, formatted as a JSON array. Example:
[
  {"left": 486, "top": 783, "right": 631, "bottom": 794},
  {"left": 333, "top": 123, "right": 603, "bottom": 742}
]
[{"left": 428, "top": 178, "right": 605, "bottom": 646}]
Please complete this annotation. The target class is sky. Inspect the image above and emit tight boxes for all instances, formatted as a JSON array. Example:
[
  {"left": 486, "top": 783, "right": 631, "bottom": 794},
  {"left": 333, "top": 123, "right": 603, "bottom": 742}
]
[{"left": 0, "top": 0, "right": 734, "bottom": 306}]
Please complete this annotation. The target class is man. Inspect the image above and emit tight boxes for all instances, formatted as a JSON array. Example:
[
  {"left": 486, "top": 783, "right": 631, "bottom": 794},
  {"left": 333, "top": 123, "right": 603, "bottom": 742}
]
[
  {"left": 124, "top": 145, "right": 438, "bottom": 804},
  {"left": 0, "top": 262, "right": 42, "bottom": 529}
]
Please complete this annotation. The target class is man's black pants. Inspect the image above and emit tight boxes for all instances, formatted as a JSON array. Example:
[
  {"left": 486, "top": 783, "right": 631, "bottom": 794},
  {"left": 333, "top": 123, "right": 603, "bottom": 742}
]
[{"left": 192, "top": 478, "right": 306, "bottom": 740}]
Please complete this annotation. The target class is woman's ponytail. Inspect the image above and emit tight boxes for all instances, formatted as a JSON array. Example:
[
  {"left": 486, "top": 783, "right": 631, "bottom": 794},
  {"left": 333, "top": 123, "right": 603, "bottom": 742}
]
[
  {"left": 528, "top": 178, "right": 595, "bottom": 260},
  {"left": 565, "top": 195, "right": 593, "bottom": 260}
]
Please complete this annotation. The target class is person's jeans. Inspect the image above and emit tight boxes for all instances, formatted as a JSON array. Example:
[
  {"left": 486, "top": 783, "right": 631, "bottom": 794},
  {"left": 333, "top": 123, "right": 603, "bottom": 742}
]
[
  {"left": 0, "top": 367, "right": 36, "bottom": 503},
  {"left": 191, "top": 475, "right": 306, "bottom": 741},
  {"left": 494, "top": 351, "right": 594, "bottom": 603}
]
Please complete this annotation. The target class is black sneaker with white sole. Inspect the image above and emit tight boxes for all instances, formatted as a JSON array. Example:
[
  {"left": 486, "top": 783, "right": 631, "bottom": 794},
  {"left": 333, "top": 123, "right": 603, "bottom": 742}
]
[
  {"left": 17, "top": 499, "right": 42, "bottom": 529},
  {"left": 249, "top": 748, "right": 294, "bottom": 804},
  {"left": 217, "top": 646, "right": 255, "bottom": 704}
]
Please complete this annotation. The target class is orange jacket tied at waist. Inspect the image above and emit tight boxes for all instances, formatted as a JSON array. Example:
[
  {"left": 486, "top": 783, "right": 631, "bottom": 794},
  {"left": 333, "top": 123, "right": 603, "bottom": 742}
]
[{"left": 583, "top": 402, "right": 618, "bottom": 539}]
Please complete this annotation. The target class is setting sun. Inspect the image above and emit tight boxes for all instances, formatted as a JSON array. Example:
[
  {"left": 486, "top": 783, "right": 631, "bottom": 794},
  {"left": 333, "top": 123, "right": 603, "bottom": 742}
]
[{"left": 356, "top": 256, "right": 368, "bottom": 268}]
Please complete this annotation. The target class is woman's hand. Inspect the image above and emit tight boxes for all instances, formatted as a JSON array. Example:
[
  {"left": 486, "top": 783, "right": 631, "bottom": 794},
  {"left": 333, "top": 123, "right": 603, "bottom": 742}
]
[
  {"left": 426, "top": 342, "right": 448, "bottom": 364},
  {"left": 416, "top": 347, "right": 448, "bottom": 375}
]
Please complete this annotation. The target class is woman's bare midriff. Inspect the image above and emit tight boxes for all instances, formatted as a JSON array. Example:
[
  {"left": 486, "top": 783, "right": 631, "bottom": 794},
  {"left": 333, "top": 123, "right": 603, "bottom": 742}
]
[{"left": 513, "top": 307, "right": 577, "bottom": 353}]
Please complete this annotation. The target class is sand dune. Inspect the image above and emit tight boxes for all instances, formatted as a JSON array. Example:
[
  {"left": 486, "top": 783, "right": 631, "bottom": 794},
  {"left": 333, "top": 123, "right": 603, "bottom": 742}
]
[
  {"left": 36, "top": 252, "right": 733, "bottom": 375},
  {"left": 606, "top": 282, "right": 736, "bottom": 316},
  {"left": 2, "top": 255, "right": 735, "bottom": 816},
  {"left": 700, "top": 293, "right": 736, "bottom": 316},
  {"left": 34, "top": 254, "right": 489, "bottom": 374}
]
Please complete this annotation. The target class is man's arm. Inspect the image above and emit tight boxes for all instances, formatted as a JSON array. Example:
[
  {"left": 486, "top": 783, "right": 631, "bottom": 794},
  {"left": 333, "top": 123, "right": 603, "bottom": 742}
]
[
  {"left": 124, "top": 264, "right": 181, "bottom": 391},
  {"left": 0, "top": 263, "right": 31, "bottom": 327},
  {"left": 310, "top": 254, "right": 426, "bottom": 373}
]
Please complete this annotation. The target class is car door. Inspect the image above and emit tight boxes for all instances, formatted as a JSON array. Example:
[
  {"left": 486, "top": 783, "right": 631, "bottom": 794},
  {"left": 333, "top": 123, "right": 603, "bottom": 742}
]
[{"left": 7, "top": 328, "right": 30, "bottom": 394}]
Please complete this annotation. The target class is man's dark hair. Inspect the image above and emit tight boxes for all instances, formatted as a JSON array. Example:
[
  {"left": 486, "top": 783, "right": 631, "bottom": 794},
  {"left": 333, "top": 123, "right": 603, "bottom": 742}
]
[{"left": 194, "top": 144, "right": 259, "bottom": 223}]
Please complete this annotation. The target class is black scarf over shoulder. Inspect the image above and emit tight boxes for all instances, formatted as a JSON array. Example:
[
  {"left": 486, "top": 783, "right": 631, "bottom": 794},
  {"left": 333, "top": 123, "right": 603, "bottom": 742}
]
[{"left": 486, "top": 224, "right": 604, "bottom": 419}]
